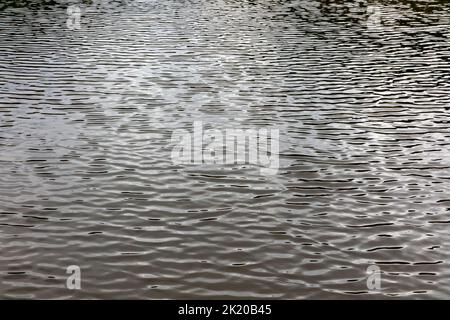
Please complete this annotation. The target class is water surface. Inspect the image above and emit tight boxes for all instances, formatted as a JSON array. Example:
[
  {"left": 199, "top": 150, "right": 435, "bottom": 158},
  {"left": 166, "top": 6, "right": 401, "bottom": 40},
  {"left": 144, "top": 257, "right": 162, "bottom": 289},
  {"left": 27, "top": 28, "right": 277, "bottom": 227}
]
[{"left": 1, "top": 0, "right": 450, "bottom": 299}]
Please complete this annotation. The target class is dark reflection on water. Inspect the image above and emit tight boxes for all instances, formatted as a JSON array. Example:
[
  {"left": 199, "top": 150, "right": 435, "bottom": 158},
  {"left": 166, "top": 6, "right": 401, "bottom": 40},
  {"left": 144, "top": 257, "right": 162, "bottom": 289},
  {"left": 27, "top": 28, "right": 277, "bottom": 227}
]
[{"left": 0, "top": 0, "right": 450, "bottom": 299}]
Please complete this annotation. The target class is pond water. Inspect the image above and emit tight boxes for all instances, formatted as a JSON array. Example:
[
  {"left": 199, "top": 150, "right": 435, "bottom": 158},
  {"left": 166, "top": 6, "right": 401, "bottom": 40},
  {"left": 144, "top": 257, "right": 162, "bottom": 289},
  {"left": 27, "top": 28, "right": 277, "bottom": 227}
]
[{"left": 0, "top": 0, "right": 450, "bottom": 298}]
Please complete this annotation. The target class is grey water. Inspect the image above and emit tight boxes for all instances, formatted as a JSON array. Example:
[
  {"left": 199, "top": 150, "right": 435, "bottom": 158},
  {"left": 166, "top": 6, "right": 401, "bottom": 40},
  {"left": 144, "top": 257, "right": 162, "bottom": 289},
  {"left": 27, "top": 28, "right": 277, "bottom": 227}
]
[{"left": 1, "top": 0, "right": 450, "bottom": 299}]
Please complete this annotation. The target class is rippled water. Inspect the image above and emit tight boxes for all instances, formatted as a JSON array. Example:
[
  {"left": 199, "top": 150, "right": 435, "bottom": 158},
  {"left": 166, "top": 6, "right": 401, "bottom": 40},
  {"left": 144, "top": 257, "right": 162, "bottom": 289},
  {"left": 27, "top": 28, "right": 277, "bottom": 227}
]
[{"left": 1, "top": 0, "right": 450, "bottom": 299}]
